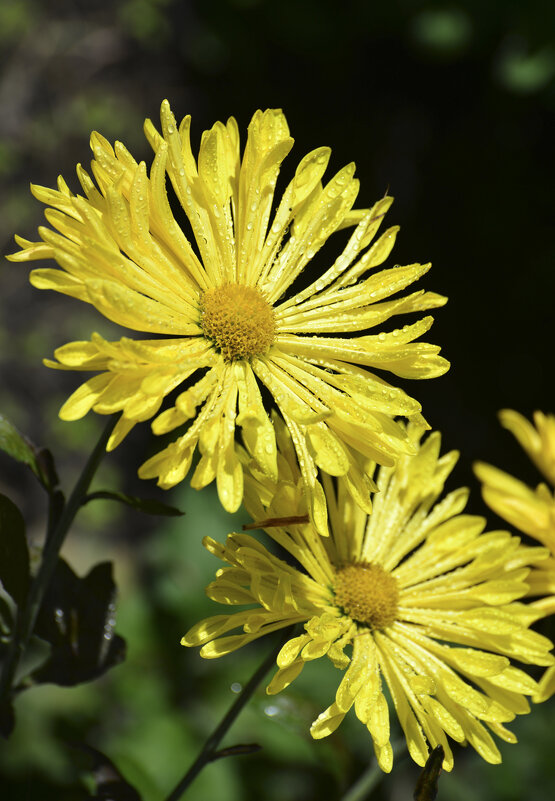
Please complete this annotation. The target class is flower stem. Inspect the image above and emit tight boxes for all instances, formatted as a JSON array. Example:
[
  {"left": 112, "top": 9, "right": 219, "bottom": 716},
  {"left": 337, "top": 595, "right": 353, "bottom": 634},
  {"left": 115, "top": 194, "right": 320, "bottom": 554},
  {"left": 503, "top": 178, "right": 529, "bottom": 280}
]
[
  {"left": 0, "top": 415, "right": 117, "bottom": 701},
  {"left": 165, "top": 633, "right": 289, "bottom": 801},
  {"left": 339, "top": 763, "right": 383, "bottom": 801},
  {"left": 339, "top": 739, "right": 405, "bottom": 801}
]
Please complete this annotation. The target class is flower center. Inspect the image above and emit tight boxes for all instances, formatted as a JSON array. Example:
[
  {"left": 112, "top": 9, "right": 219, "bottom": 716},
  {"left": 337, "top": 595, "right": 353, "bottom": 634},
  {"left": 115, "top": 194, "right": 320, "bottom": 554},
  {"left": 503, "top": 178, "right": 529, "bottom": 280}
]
[
  {"left": 200, "top": 284, "right": 276, "bottom": 362},
  {"left": 333, "top": 562, "right": 399, "bottom": 630}
]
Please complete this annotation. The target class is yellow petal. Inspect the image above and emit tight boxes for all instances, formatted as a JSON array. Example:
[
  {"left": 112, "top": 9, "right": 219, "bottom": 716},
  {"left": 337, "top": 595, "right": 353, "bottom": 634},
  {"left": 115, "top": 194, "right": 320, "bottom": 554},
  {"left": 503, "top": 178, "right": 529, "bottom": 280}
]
[
  {"left": 59, "top": 373, "right": 113, "bottom": 420},
  {"left": 310, "top": 702, "right": 345, "bottom": 739}
]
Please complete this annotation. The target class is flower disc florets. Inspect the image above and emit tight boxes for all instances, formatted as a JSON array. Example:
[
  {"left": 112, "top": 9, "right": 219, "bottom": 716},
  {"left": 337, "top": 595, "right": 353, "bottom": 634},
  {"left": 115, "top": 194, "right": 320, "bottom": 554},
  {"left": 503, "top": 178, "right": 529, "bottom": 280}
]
[
  {"left": 333, "top": 562, "right": 399, "bottom": 629},
  {"left": 200, "top": 284, "right": 276, "bottom": 361}
]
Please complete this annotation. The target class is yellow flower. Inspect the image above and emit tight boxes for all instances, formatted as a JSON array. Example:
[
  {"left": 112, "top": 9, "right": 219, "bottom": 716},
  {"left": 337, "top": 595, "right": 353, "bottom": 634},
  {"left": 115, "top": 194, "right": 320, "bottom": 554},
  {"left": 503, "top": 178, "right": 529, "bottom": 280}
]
[
  {"left": 183, "top": 420, "right": 553, "bottom": 771},
  {"left": 9, "top": 101, "right": 448, "bottom": 527},
  {"left": 474, "top": 409, "right": 555, "bottom": 702}
]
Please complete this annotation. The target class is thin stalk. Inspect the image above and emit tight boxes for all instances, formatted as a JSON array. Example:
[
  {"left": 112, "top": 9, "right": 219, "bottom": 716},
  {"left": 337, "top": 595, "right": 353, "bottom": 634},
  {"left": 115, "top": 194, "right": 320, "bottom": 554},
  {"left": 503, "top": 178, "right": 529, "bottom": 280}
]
[
  {"left": 339, "top": 739, "right": 405, "bottom": 801},
  {"left": 0, "top": 415, "right": 117, "bottom": 700},
  {"left": 165, "top": 633, "right": 288, "bottom": 801},
  {"left": 340, "top": 763, "right": 383, "bottom": 801}
]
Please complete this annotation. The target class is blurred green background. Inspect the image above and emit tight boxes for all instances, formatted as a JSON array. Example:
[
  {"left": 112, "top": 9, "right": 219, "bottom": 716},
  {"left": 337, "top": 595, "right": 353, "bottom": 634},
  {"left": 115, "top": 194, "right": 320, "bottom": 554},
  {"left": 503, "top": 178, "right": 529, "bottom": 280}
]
[{"left": 1, "top": 0, "right": 555, "bottom": 798}]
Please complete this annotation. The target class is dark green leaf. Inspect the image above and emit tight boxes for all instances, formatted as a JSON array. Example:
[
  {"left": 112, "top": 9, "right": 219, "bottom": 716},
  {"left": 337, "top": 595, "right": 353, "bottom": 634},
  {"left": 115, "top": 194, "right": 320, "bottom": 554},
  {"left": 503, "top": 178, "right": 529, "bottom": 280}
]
[
  {"left": 31, "top": 559, "right": 126, "bottom": 686},
  {"left": 74, "top": 744, "right": 142, "bottom": 800},
  {"left": 0, "top": 593, "right": 13, "bottom": 635},
  {"left": 0, "top": 699, "right": 15, "bottom": 738},
  {"left": 14, "top": 635, "right": 51, "bottom": 685},
  {"left": 0, "top": 493, "right": 30, "bottom": 605},
  {"left": 0, "top": 414, "right": 59, "bottom": 491},
  {"left": 414, "top": 745, "right": 444, "bottom": 801},
  {"left": 35, "top": 447, "right": 60, "bottom": 492},
  {"left": 84, "top": 490, "right": 184, "bottom": 517}
]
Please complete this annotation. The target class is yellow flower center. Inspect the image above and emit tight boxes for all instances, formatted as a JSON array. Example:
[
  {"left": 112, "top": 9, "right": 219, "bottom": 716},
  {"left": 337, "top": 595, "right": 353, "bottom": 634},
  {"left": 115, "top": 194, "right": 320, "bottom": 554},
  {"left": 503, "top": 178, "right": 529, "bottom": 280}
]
[
  {"left": 200, "top": 284, "right": 276, "bottom": 362},
  {"left": 333, "top": 562, "right": 399, "bottom": 630}
]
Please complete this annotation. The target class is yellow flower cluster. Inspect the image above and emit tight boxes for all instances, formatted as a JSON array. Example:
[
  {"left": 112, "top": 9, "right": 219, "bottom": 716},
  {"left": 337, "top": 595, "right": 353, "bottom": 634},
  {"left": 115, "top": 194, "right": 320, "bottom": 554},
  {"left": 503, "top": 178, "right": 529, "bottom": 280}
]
[
  {"left": 12, "top": 103, "right": 555, "bottom": 773},
  {"left": 475, "top": 410, "right": 555, "bottom": 702}
]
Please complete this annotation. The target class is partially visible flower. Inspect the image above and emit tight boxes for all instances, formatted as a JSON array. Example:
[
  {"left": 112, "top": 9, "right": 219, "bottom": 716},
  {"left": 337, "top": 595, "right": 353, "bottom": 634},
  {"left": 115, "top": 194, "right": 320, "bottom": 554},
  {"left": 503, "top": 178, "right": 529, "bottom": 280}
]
[
  {"left": 474, "top": 409, "right": 555, "bottom": 702},
  {"left": 8, "top": 102, "right": 448, "bottom": 529},
  {"left": 184, "top": 419, "right": 553, "bottom": 771}
]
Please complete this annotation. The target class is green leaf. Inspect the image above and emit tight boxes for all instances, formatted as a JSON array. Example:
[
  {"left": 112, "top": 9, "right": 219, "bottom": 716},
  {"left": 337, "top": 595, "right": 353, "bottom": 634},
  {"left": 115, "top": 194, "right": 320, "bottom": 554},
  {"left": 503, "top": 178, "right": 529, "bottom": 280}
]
[
  {"left": 0, "top": 493, "right": 30, "bottom": 605},
  {"left": 14, "top": 635, "right": 51, "bottom": 685},
  {"left": 84, "top": 490, "right": 184, "bottom": 517},
  {"left": 0, "top": 414, "right": 59, "bottom": 491},
  {"left": 76, "top": 744, "right": 142, "bottom": 800},
  {"left": 0, "top": 699, "right": 14, "bottom": 738},
  {"left": 31, "top": 559, "right": 126, "bottom": 686},
  {"left": 0, "top": 593, "right": 13, "bottom": 635}
]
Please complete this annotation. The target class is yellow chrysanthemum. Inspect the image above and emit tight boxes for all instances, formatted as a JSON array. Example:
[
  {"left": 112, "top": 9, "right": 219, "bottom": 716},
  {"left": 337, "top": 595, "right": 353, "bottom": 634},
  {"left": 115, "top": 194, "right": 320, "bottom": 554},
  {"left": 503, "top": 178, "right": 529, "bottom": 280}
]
[
  {"left": 8, "top": 102, "right": 449, "bottom": 528},
  {"left": 183, "top": 419, "right": 553, "bottom": 771},
  {"left": 475, "top": 409, "right": 555, "bottom": 702}
]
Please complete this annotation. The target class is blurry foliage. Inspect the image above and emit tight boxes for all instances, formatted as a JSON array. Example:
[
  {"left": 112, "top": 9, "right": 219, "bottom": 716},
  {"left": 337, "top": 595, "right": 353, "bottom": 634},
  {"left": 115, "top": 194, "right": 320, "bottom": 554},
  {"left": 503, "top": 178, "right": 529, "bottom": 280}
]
[
  {"left": 118, "top": 0, "right": 174, "bottom": 48},
  {"left": 1, "top": 0, "right": 555, "bottom": 799},
  {"left": 411, "top": 9, "right": 472, "bottom": 56},
  {"left": 0, "top": 0, "right": 35, "bottom": 45},
  {"left": 495, "top": 40, "right": 555, "bottom": 93}
]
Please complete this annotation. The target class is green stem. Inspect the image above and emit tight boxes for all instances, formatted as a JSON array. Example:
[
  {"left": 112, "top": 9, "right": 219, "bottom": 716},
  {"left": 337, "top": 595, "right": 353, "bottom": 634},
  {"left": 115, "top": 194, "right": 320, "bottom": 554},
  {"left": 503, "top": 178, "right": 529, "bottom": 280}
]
[
  {"left": 339, "top": 739, "right": 405, "bottom": 801},
  {"left": 165, "top": 633, "right": 288, "bottom": 801},
  {"left": 0, "top": 415, "right": 117, "bottom": 701},
  {"left": 339, "top": 763, "right": 383, "bottom": 801}
]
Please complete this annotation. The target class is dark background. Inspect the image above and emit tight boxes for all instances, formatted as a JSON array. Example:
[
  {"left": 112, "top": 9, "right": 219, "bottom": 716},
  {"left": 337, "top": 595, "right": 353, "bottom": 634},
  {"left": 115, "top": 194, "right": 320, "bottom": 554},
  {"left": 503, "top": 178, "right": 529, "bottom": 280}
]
[{"left": 1, "top": 1, "right": 554, "bottom": 799}]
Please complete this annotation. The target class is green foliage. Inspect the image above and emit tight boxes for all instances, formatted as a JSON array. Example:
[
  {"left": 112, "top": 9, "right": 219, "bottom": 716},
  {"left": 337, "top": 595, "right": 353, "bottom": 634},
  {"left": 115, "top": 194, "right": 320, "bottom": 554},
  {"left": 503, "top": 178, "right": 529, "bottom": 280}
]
[
  {"left": 0, "top": 415, "right": 58, "bottom": 491},
  {"left": 83, "top": 490, "right": 184, "bottom": 517},
  {"left": 0, "top": 493, "right": 30, "bottom": 606},
  {"left": 32, "top": 560, "right": 126, "bottom": 687},
  {"left": 0, "top": 0, "right": 35, "bottom": 43}
]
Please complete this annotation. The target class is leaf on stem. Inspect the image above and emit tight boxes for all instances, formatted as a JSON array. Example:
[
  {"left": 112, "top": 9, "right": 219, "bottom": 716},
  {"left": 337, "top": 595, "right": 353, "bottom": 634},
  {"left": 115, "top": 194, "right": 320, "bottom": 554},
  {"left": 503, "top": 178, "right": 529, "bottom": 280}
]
[
  {"left": 30, "top": 559, "right": 126, "bottom": 686},
  {"left": 414, "top": 745, "right": 444, "bottom": 801},
  {"left": 210, "top": 743, "right": 262, "bottom": 761},
  {"left": 0, "top": 414, "right": 59, "bottom": 491},
  {"left": 73, "top": 743, "right": 142, "bottom": 800},
  {"left": 0, "top": 493, "right": 30, "bottom": 606},
  {"left": 0, "top": 594, "right": 13, "bottom": 636},
  {"left": 83, "top": 490, "right": 184, "bottom": 517},
  {"left": 0, "top": 699, "right": 15, "bottom": 738}
]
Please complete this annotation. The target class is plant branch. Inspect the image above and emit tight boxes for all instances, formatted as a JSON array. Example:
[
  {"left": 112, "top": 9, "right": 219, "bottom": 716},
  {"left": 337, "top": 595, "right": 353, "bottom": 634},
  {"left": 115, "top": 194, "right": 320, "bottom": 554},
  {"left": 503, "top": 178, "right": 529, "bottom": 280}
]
[
  {"left": 165, "top": 632, "right": 290, "bottom": 801},
  {"left": 0, "top": 415, "right": 117, "bottom": 701}
]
